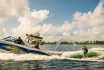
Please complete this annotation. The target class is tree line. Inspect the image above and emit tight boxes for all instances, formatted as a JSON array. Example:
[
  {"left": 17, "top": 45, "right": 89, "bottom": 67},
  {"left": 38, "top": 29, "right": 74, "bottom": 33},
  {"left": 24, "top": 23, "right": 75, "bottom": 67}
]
[{"left": 31, "top": 40, "right": 104, "bottom": 44}]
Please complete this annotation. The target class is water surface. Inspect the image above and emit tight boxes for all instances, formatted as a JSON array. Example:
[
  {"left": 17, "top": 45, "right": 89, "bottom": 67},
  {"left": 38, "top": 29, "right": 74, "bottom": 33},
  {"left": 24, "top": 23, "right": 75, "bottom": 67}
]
[{"left": 0, "top": 44, "right": 104, "bottom": 70}]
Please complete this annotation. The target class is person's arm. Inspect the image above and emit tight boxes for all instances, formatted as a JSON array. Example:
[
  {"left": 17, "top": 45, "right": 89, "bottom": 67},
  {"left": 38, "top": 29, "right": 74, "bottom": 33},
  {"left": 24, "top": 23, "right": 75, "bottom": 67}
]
[{"left": 81, "top": 47, "right": 84, "bottom": 51}]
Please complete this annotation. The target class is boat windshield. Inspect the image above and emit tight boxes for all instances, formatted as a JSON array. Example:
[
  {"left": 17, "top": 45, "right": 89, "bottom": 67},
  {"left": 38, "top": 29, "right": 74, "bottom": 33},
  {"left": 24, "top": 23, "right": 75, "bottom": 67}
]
[{"left": 3, "top": 36, "right": 17, "bottom": 42}]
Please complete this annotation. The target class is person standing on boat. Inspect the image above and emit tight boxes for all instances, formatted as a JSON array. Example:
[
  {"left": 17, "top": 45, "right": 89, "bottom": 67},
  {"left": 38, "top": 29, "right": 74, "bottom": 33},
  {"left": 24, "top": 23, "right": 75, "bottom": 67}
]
[
  {"left": 81, "top": 46, "right": 88, "bottom": 58},
  {"left": 34, "top": 40, "right": 40, "bottom": 49}
]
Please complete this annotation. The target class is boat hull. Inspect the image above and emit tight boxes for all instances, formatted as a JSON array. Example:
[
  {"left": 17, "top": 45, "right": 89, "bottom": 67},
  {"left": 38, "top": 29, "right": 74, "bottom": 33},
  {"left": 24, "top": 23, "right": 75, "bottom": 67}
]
[{"left": 0, "top": 41, "right": 50, "bottom": 56}]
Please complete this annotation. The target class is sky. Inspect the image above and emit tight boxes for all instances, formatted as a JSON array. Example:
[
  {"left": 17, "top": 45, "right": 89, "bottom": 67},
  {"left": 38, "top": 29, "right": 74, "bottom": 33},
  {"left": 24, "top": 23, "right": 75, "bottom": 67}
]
[{"left": 0, "top": 0, "right": 104, "bottom": 42}]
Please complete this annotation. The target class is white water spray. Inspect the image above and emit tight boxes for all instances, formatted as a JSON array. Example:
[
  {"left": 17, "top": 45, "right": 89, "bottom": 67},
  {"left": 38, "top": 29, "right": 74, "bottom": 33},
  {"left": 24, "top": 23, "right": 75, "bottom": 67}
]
[
  {"left": 54, "top": 37, "right": 76, "bottom": 50},
  {"left": 0, "top": 47, "right": 104, "bottom": 62}
]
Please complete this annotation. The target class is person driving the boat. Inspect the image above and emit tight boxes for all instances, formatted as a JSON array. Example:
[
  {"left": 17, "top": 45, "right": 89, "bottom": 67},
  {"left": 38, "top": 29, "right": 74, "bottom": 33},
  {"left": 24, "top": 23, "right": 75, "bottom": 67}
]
[{"left": 15, "top": 37, "right": 23, "bottom": 45}]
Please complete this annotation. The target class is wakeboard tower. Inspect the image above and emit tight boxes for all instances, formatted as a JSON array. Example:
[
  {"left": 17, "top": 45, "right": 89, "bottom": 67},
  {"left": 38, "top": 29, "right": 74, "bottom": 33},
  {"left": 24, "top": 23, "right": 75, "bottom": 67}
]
[{"left": 25, "top": 32, "right": 44, "bottom": 46}]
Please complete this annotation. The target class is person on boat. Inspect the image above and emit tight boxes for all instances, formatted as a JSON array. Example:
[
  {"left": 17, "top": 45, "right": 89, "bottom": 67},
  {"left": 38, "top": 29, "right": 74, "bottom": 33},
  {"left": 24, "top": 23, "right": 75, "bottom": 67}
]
[
  {"left": 15, "top": 37, "right": 23, "bottom": 45},
  {"left": 34, "top": 40, "right": 40, "bottom": 49},
  {"left": 81, "top": 46, "right": 88, "bottom": 58}
]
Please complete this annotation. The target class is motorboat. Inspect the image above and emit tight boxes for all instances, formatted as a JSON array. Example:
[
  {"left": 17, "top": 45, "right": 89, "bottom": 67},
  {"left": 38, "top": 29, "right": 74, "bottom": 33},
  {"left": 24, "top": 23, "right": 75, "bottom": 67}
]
[{"left": 0, "top": 36, "right": 50, "bottom": 56}]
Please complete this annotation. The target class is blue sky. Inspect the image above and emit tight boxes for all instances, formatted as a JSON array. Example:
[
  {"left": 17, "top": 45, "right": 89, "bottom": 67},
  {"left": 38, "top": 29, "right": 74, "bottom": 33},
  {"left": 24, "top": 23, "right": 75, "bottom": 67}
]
[
  {"left": 0, "top": 0, "right": 104, "bottom": 42},
  {"left": 29, "top": 0, "right": 99, "bottom": 25}
]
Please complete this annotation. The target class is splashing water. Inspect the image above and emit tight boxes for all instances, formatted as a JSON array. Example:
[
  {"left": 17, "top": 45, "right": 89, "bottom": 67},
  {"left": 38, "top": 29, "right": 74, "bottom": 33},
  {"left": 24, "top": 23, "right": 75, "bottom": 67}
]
[
  {"left": 54, "top": 37, "right": 76, "bottom": 50},
  {"left": 54, "top": 38, "right": 64, "bottom": 50},
  {"left": 0, "top": 47, "right": 104, "bottom": 62}
]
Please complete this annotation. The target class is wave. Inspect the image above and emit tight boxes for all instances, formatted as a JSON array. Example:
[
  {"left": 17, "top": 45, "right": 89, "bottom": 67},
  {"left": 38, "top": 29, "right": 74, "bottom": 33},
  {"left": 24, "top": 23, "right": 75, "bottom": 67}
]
[{"left": 0, "top": 47, "right": 104, "bottom": 62}]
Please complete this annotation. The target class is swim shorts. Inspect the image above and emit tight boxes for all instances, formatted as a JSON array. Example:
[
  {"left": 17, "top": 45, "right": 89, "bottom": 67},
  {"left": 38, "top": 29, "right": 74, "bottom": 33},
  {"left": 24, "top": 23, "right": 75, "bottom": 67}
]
[{"left": 83, "top": 49, "right": 88, "bottom": 54}]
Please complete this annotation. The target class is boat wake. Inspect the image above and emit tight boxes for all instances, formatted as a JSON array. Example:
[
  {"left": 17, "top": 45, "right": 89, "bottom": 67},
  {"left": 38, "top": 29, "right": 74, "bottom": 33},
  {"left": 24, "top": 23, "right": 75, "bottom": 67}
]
[{"left": 0, "top": 47, "right": 104, "bottom": 62}]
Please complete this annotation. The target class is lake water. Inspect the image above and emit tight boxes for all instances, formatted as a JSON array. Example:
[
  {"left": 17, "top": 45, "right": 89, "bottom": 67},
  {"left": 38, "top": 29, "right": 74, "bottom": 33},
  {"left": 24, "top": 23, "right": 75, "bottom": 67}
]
[{"left": 0, "top": 44, "right": 104, "bottom": 70}]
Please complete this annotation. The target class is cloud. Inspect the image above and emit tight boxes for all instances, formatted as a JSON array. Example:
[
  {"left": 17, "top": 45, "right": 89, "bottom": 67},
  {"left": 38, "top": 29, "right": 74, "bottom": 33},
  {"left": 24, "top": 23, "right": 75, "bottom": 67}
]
[
  {"left": 0, "top": 19, "right": 8, "bottom": 38},
  {"left": 0, "top": 0, "right": 104, "bottom": 42},
  {"left": 41, "top": 20, "right": 73, "bottom": 35},
  {"left": 12, "top": 9, "right": 49, "bottom": 37},
  {"left": 9, "top": 0, "right": 104, "bottom": 42},
  {"left": 0, "top": 0, "right": 28, "bottom": 18},
  {"left": 72, "top": 0, "right": 104, "bottom": 41},
  {"left": 0, "top": 0, "right": 28, "bottom": 39},
  {"left": 41, "top": 0, "right": 104, "bottom": 41}
]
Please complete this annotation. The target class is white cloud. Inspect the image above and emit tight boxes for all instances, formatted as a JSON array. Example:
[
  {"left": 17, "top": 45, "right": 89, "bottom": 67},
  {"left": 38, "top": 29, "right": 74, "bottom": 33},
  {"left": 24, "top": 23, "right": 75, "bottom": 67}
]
[
  {"left": 71, "top": 0, "right": 104, "bottom": 41},
  {"left": 41, "top": 20, "right": 73, "bottom": 36},
  {"left": 0, "top": 19, "right": 8, "bottom": 38},
  {"left": 0, "top": 0, "right": 28, "bottom": 18},
  {"left": 8, "top": 0, "right": 104, "bottom": 41},
  {"left": 0, "top": 0, "right": 104, "bottom": 42},
  {"left": 0, "top": 0, "right": 28, "bottom": 39},
  {"left": 11, "top": 9, "right": 49, "bottom": 38}
]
